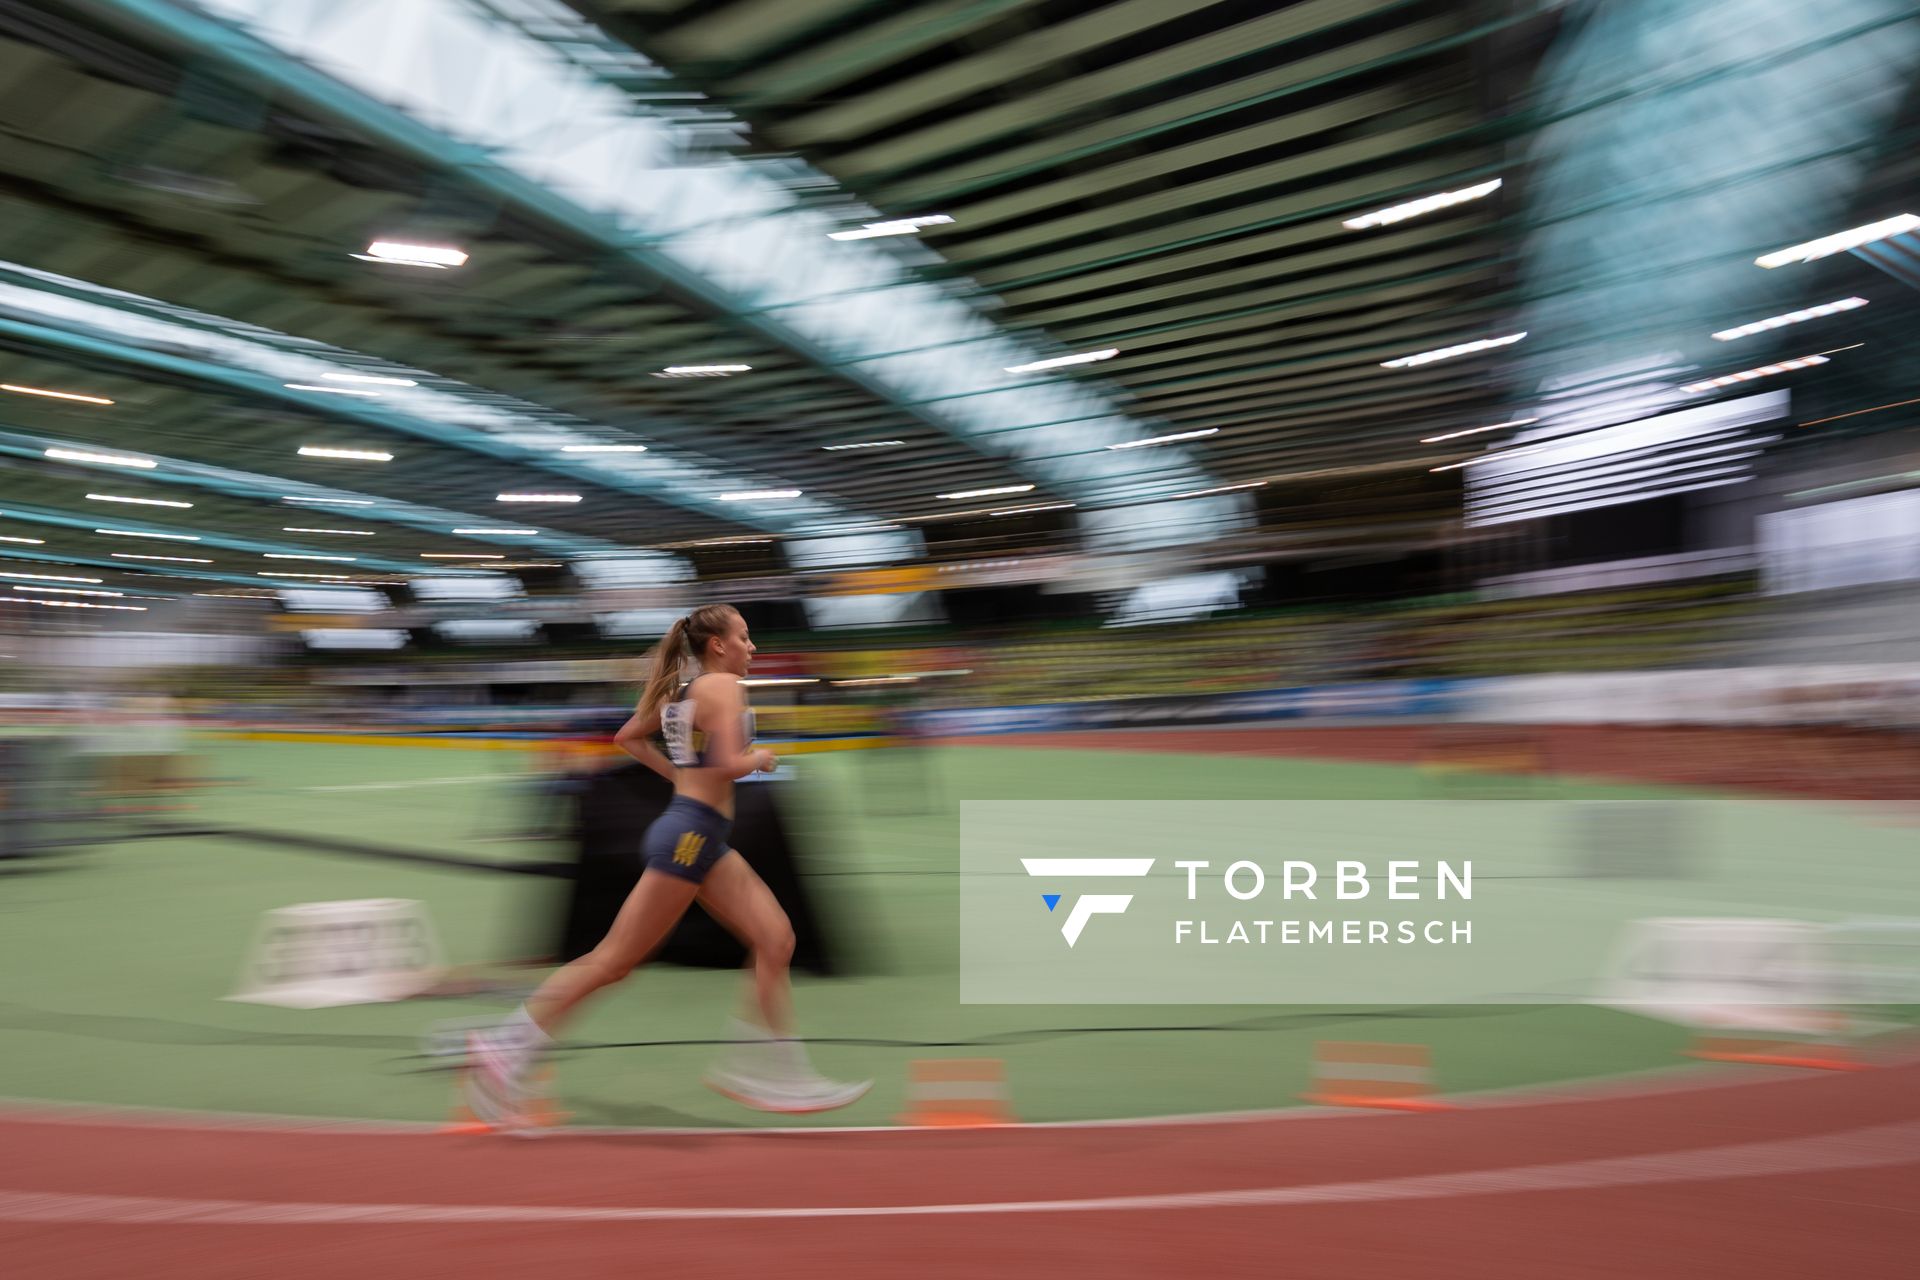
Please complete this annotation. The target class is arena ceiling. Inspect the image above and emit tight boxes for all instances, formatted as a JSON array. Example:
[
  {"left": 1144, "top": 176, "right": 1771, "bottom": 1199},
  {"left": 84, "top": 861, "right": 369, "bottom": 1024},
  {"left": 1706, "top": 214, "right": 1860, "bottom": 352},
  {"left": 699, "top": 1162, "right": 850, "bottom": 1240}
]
[
  {"left": 1, "top": 0, "right": 1913, "bottom": 614},
  {"left": 578, "top": 0, "right": 1548, "bottom": 473}
]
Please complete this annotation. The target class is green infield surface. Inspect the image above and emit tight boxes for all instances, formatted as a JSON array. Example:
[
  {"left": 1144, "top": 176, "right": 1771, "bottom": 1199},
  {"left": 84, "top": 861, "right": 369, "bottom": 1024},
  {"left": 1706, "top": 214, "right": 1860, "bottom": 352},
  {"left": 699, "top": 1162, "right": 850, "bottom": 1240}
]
[{"left": 1, "top": 734, "right": 1908, "bottom": 1128}]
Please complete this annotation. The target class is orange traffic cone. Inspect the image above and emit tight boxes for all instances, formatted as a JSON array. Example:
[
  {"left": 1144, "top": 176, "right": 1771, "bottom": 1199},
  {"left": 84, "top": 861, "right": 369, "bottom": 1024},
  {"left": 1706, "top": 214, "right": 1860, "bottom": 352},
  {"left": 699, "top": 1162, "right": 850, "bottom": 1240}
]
[
  {"left": 897, "top": 1059, "right": 1015, "bottom": 1127},
  {"left": 1302, "top": 1041, "right": 1452, "bottom": 1112}
]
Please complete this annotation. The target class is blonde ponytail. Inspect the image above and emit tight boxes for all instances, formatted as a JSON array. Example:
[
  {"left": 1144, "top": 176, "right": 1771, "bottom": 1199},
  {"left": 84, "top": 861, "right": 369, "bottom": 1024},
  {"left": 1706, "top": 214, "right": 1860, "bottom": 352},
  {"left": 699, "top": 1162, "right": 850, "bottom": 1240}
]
[
  {"left": 637, "top": 603, "right": 738, "bottom": 722},
  {"left": 637, "top": 617, "right": 690, "bottom": 723}
]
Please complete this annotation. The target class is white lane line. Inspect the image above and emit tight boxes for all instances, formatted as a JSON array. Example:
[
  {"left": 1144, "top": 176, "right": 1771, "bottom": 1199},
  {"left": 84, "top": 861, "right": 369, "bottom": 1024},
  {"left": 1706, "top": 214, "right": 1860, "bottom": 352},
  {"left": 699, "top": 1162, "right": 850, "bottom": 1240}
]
[{"left": 2, "top": 1120, "right": 1915, "bottom": 1224}]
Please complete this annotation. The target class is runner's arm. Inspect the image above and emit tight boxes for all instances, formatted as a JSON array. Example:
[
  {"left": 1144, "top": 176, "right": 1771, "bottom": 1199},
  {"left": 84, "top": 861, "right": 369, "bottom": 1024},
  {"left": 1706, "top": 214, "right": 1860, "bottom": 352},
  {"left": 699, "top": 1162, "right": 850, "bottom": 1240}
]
[{"left": 612, "top": 704, "right": 677, "bottom": 781}]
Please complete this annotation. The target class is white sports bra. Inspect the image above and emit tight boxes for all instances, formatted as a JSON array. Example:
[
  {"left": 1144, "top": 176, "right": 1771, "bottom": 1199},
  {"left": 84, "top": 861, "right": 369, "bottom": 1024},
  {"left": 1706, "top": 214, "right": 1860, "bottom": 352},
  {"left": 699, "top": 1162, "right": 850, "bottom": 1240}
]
[{"left": 660, "top": 674, "right": 756, "bottom": 768}]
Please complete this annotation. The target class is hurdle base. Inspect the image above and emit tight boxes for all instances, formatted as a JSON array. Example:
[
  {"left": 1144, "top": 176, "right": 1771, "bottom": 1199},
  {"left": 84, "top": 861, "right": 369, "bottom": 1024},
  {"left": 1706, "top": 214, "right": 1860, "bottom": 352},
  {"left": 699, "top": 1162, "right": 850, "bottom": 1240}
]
[
  {"left": 895, "top": 1110, "right": 1015, "bottom": 1128},
  {"left": 1685, "top": 1047, "right": 1865, "bottom": 1072},
  {"left": 1301, "top": 1092, "right": 1454, "bottom": 1113}
]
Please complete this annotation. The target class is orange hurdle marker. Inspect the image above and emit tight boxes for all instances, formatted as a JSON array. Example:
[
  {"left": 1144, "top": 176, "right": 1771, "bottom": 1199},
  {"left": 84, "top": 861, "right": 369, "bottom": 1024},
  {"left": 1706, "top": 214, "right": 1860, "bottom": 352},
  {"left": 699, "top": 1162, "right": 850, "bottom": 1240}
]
[
  {"left": 1685, "top": 1034, "right": 1864, "bottom": 1072},
  {"left": 1302, "top": 1041, "right": 1453, "bottom": 1112},
  {"left": 897, "top": 1059, "right": 1015, "bottom": 1127}
]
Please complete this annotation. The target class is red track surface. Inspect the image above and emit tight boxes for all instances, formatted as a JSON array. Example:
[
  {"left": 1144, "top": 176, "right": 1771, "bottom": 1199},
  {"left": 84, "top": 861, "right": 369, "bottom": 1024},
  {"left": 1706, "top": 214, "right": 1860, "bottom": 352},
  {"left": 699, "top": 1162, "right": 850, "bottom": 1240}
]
[{"left": 5, "top": 1061, "right": 1917, "bottom": 1278}]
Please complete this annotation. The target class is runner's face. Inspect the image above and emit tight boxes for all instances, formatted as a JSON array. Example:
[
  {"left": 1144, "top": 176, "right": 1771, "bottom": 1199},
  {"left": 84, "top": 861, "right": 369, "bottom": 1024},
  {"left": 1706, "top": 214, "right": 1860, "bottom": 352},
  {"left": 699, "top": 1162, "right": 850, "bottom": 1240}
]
[{"left": 711, "top": 612, "right": 754, "bottom": 675}]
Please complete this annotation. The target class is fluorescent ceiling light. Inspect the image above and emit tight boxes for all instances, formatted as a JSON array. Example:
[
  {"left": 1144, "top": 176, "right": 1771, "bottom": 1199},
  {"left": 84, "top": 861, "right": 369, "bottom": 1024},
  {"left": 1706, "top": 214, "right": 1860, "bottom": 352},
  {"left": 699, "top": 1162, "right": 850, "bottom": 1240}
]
[
  {"left": 1681, "top": 354, "right": 1829, "bottom": 394},
  {"left": 988, "top": 502, "right": 1076, "bottom": 515},
  {"left": 827, "top": 214, "right": 953, "bottom": 242},
  {"left": 718, "top": 489, "right": 801, "bottom": 501},
  {"left": 822, "top": 440, "right": 905, "bottom": 451},
  {"left": 1167, "top": 481, "right": 1268, "bottom": 500},
  {"left": 0, "top": 570, "right": 101, "bottom": 583},
  {"left": 259, "top": 572, "right": 391, "bottom": 581},
  {"left": 2, "top": 383, "right": 114, "bottom": 405},
  {"left": 264, "top": 553, "right": 357, "bottom": 562},
  {"left": 561, "top": 444, "right": 647, "bottom": 453},
  {"left": 1798, "top": 395, "right": 1920, "bottom": 428},
  {"left": 1343, "top": 179, "right": 1502, "bottom": 230},
  {"left": 44, "top": 447, "right": 153, "bottom": 469},
  {"left": 421, "top": 553, "right": 505, "bottom": 559},
  {"left": 284, "top": 496, "right": 375, "bottom": 506},
  {"left": 360, "top": 240, "right": 468, "bottom": 268},
  {"left": 299, "top": 446, "right": 393, "bottom": 461},
  {"left": 1420, "top": 417, "right": 1538, "bottom": 444},
  {"left": 111, "top": 553, "right": 210, "bottom": 563},
  {"left": 350, "top": 253, "right": 448, "bottom": 269},
  {"left": 1711, "top": 297, "right": 1868, "bottom": 341},
  {"left": 87, "top": 493, "right": 192, "bottom": 509},
  {"left": 13, "top": 585, "right": 123, "bottom": 598},
  {"left": 285, "top": 383, "right": 382, "bottom": 397},
  {"left": 322, "top": 372, "right": 417, "bottom": 387},
  {"left": 938, "top": 484, "right": 1033, "bottom": 500},
  {"left": 655, "top": 364, "right": 752, "bottom": 378},
  {"left": 1755, "top": 215, "right": 1919, "bottom": 268},
  {"left": 452, "top": 527, "right": 539, "bottom": 535},
  {"left": 1107, "top": 427, "right": 1218, "bottom": 450},
  {"left": 273, "top": 577, "right": 398, "bottom": 587},
  {"left": 0, "top": 535, "right": 46, "bottom": 545},
  {"left": 0, "top": 596, "right": 145, "bottom": 611},
  {"left": 1431, "top": 445, "right": 1549, "bottom": 473},
  {"left": 907, "top": 504, "right": 1056, "bottom": 521},
  {"left": 283, "top": 527, "right": 375, "bottom": 536},
  {"left": 1005, "top": 349, "right": 1118, "bottom": 374},
  {"left": 1381, "top": 332, "right": 1526, "bottom": 368},
  {"left": 96, "top": 528, "right": 199, "bottom": 541},
  {"left": 496, "top": 493, "right": 580, "bottom": 503}
]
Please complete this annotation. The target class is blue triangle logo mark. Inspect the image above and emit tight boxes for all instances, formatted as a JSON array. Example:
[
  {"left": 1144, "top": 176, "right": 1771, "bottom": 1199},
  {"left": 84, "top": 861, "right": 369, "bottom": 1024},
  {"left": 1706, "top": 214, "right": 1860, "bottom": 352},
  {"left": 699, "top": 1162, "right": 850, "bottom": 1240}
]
[{"left": 1042, "top": 894, "right": 1061, "bottom": 912}]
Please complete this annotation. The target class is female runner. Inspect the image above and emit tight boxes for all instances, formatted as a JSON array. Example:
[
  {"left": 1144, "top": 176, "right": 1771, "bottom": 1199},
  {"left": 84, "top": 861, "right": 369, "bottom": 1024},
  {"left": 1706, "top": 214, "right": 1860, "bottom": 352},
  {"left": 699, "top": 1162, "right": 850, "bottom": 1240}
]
[{"left": 465, "top": 603, "right": 869, "bottom": 1124}]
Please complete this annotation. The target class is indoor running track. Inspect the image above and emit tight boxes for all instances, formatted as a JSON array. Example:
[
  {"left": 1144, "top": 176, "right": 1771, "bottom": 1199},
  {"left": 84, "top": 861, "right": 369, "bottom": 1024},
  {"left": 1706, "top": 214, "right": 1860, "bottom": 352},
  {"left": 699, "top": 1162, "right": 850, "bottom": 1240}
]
[{"left": 3, "top": 1058, "right": 1917, "bottom": 1278}]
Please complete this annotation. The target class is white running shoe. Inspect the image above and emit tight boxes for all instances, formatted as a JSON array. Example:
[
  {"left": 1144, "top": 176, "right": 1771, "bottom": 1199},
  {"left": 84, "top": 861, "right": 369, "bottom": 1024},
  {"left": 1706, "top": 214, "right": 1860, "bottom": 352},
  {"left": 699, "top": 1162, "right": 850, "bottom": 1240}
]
[
  {"left": 706, "top": 1019, "right": 872, "bottom": 1114},
  {"left": 706, "top": 1068, "right": 873, "bottom": 1114},
  {"left": 463, "top": 1030, "right": 532, "bottom": 1129}
]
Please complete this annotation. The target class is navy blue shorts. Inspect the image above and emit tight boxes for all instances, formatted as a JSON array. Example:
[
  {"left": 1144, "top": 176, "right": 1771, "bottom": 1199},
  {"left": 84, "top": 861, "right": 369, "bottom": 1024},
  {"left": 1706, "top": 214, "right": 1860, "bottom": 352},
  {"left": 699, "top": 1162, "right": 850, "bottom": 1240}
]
[{"left": 641, "top": 795, "right": 733, "bottom": 884}]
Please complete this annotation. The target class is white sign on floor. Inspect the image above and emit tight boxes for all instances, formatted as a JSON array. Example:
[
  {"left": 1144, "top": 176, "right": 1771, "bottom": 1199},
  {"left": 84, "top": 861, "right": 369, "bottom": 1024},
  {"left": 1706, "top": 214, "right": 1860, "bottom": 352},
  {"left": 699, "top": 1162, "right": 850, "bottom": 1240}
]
[
  {"left": 1595, "top": 917, "right": 1838, "bottom": 1032},
  {"left": 228, "top": 898, "right": 444, "bottom": 1009}
]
